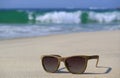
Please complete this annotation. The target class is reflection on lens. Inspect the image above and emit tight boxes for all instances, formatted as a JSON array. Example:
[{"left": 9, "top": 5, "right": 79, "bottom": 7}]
[
  {"left": 42, "top": 56, "right": 59, "bottom": 72},
  {"left": 65, "top": 56, "right": 86, "bottom": 74}
]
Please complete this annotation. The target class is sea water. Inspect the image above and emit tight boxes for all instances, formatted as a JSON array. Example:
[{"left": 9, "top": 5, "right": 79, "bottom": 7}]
[{"left": 0, "top": 9, "right": 120, "bottom": 39}]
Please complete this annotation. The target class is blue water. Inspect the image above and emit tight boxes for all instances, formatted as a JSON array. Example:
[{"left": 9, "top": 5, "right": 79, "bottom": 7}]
[{"left": 0, "top": 9, "right": 120, "bottom": 39}]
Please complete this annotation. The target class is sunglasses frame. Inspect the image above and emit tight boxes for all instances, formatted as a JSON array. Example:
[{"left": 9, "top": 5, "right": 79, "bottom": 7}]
[{"left": 41, "top": 55, "right": 99, "bottom": 74}]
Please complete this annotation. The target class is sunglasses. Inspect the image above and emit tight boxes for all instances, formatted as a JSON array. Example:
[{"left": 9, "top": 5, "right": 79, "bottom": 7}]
[{"left": 41, "top": 55, "right": 99, "bottom": 74}]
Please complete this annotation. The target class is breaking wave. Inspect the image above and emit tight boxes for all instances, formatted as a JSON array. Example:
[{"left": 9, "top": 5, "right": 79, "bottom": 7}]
[{"left": 0, "top": 10, "right": 120, "bottom": 24}]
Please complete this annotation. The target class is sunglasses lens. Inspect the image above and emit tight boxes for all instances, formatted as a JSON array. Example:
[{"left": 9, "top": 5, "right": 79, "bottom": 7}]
[
  {"left": 42, "top": 56, "right": 59, "bottom": 72},
  {"left": 65, "top": 56, "right": 86, "bottom": 74}
]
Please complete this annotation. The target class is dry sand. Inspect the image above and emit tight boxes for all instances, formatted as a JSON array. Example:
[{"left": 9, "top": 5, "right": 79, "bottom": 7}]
[{"left": 0, "top": 30, "right": 120, "bottom": 78}]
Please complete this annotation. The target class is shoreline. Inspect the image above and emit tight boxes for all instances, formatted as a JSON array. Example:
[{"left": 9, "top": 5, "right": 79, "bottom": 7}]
[{"left": 0, "top": 30, "right": 119, "bottom": 41}]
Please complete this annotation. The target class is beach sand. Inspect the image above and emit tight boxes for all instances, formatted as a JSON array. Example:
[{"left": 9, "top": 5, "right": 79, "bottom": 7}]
[{"left": 0, "top": 30, "right": 120, "bottom": 78}]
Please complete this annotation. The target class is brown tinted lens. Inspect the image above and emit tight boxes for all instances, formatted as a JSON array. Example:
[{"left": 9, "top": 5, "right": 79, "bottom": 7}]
[
  {"left": 65, "top": 56, "right": 86, "bottom": 74},
  {"left": 42, "top": 56, "right": 59, "bottom": 72}
]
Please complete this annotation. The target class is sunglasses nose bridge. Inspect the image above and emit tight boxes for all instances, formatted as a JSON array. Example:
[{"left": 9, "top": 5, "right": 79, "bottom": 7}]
[{"left": 60, "top": 57, "right": 65, "bottom": 62}]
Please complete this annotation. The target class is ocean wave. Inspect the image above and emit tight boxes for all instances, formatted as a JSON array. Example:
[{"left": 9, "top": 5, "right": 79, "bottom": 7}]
[
  {"left": 0, "top": 10, "right": 120, "bottom": 24},
  {"left": 89, "top": 11, "right": 120, "bottom": 23},
  {"left": 35, "top": 11, "right": 81, "bottom": 24},
  {"left": 28, "top": 10, "right": 120, "bottom": 24}
]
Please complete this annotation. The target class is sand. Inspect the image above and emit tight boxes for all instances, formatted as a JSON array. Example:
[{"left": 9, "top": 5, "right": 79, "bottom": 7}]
[{"left": 0, "top": 30, "right": 120, "bottom": 78}]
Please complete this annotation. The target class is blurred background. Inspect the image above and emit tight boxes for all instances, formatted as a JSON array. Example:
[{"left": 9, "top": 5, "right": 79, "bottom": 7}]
[{"left": 0, "top": 0, "right": 120, "bottom": 39}]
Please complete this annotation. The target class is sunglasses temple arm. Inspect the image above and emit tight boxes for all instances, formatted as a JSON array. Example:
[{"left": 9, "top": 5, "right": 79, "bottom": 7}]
[{"left": 88, "top": 55, "right": 99, "bottom": 67}]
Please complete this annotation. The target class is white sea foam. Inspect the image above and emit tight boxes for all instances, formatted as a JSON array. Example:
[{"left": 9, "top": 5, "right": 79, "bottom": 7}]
[
  {"left": 0, "top": 25, "right": 65, "bottom": 39},
  {"left": 89, "top": 12, "right": 120, "bottom": 23},
  {"left": 35, "top": 11, "right": 81, "bottom": 24},
  {"left": 28, "top": 11, "right": 120, "bottom": 24},
  {"left": 0, "top": 24, "right": 120, "bottom": 39}
]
